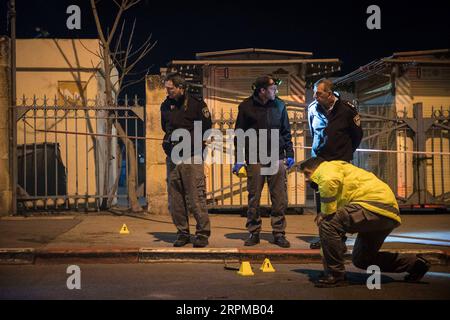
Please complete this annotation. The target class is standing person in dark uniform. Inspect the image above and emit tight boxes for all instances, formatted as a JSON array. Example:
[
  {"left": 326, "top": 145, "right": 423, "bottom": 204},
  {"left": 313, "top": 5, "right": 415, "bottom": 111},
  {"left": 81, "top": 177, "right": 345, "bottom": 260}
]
[
  {"left": 308, "top": 78, "right": 363, "bottom": 161},
  {"left": 160, "top": 73, "right": 212, "bottom": 248},
  {"left": 307, "top": 78, "right": 363, "bottom": 249},
  {"left": 233, "top": 75, "right": 295, "bottom": 248}
]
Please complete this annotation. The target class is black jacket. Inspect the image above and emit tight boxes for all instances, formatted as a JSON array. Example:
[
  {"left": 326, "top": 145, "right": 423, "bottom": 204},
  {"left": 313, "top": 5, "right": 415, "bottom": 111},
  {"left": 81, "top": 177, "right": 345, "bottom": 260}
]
[
  {"left": 308, "top": 98, "right": 363, "bottom": 161},
  {"left": 160, "top": 95, "right": 212, "bottom": 158},
  {"left": 234, "top": 95, "right": 294, "bottom": 164}
]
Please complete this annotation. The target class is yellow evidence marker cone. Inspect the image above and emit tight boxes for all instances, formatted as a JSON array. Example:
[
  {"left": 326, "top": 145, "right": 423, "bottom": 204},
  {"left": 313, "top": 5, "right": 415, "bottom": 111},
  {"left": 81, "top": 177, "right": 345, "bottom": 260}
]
[
  {"left": 119, "top": 224, "right": 130, "bottom": 234},
  {"left": 260, "top": 258, "right": 276, "bottom": 272},
  {"left": 237, "top": 261, "right": 254, "bottom": 276},
  {"left": 237, "top": 166, "right": 247, "bottom": 178}
]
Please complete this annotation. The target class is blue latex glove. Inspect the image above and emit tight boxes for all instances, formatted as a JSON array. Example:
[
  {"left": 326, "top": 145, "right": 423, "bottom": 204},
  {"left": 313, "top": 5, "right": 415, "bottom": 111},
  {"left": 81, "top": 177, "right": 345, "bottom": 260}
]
[
  {"left": 232, "top": 163, "right": 245, "bottom": 175},
  {"left": 285, "top": 157, "right": 295, "bottom": 169}
]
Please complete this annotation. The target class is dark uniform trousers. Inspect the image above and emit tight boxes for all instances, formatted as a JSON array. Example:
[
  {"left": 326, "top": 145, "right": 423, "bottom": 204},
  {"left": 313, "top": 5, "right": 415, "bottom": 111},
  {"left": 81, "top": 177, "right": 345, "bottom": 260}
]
[
  {"left": 319, "top": 204, "right": 417, "bottom": 276},
  {"left": 167, "top": 157, "right": 211, "bottom": 238},
  {"left": 246, "top": 160, "right": 288, "bottom": 236}
]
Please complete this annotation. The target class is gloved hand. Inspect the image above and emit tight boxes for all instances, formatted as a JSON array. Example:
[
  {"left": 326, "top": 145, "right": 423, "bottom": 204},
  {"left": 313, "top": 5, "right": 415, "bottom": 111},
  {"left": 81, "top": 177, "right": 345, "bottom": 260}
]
[
  {"left": 285, "top": 157, "right": 295, "bottom": 169},
  {"left": 232, "top": 163, "right": 245, "bottom": 175},
  {"left": 310, "top": 181, "right": 319, "bottom": 191}
]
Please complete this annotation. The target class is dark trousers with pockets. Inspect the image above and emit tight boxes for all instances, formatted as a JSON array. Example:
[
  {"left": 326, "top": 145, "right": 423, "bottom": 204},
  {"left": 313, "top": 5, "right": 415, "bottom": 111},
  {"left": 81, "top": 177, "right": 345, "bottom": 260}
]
[
  {"left": 319, "top": 204, "right": 417, "bottom": 276},
  {"left": 167, "top": 158, "right": 210, "bottom": 238},
  {"left": 246, "top": 160, "right": 288, "bottom": 236}
]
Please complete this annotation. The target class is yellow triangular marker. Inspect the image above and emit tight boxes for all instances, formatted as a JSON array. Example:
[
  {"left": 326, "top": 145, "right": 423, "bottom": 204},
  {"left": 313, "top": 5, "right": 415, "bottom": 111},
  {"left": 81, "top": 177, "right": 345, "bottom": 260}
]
[
  {"left": 237, "top": 261, "right": 254, "bottom": 276},
  {"left": 260, "top": 258, "right": 276, "bottom": 272},
  {"left": 119, "top": 224, "right": 130, "bottom": 234},
  {"left": 237, "top": 166, "right": 247, "bottom": 178}
]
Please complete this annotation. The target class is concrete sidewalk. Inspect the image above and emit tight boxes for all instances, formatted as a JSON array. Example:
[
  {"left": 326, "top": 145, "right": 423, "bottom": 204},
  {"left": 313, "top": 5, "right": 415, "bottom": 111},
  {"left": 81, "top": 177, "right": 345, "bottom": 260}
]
[{"left": 0, "top": 213, "right": 449, "bottom": 265}]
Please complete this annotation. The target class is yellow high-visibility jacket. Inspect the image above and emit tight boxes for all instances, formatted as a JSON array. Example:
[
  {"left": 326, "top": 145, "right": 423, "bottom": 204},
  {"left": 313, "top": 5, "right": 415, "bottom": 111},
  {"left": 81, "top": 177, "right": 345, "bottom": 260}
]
[{"left": 310, "top": 161, "right": 401, "bottom": 223}]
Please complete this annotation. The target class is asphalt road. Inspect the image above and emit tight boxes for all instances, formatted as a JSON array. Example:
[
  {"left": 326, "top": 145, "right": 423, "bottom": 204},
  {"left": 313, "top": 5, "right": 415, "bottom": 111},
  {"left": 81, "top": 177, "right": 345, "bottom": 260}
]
[{"left": 1, "top": 263, "right": 449, "bottom": 300}]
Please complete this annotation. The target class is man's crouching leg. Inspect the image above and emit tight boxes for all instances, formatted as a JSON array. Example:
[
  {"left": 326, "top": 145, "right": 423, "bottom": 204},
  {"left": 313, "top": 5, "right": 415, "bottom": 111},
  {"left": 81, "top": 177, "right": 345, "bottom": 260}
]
[{"left": 316, "top": 212, "right": 350, "bottom": 288}]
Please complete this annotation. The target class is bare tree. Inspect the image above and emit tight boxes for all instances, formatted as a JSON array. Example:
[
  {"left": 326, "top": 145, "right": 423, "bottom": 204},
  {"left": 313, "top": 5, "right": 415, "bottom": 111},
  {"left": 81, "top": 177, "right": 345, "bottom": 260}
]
[
  {"left": 89, "top": 0, "right": 156, "bottom": 212},
  {"left": 51, "top": 1, "right": 155, "bottom": 212}
]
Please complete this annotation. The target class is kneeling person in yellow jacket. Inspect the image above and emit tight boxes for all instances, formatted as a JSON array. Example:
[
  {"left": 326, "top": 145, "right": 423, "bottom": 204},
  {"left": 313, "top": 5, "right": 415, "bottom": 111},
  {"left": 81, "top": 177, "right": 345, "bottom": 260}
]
[{"left": 299, "top": 157, "right": 430, "bottom": 288}]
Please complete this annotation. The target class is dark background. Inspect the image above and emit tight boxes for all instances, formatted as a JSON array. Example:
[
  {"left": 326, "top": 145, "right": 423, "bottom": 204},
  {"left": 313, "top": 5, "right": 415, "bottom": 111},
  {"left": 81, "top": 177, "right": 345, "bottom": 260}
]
[{"left": 1, "top": 0, "right": 449, "bottom": 98}]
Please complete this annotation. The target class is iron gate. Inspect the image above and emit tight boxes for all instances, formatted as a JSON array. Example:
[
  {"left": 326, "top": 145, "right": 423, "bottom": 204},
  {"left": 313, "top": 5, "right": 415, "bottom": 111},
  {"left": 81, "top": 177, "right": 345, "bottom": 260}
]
[
  {"left": 205, "top": 102, "right": 450, "bottom": 210},
  {"left": 355, "top": 102, "right": 450, "bottom": 207},
  {"left": 205, "top": 108, "right": 310, "bottom": 210},
  {"left": 15, "top": 95, "right": 146, "bottom": 212}
]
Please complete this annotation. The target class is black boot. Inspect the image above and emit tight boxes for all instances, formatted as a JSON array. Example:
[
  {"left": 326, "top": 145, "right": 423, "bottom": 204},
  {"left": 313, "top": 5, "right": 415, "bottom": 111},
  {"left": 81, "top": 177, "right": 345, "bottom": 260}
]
[
  {"left": 274, "top": 235, "right": 290, "bottom": 248},
  {"left": 244, "top": 233, "right": 260, "bottom": 246},
  {"left": 193, "top": 235, "right": 209, "bottom": 248},
  {"left": 173, "top": 234, "right": 190, "bottom": 247},
  {"left": 405, "top": 256, "right": 430, "bottom": 282},
  {"left": 315, "top": 274, "right": 349, "bottom": 288}
]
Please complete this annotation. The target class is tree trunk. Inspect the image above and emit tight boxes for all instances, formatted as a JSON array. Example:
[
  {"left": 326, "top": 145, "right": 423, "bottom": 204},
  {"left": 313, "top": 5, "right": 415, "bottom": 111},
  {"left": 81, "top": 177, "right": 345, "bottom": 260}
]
[
  {"left": 100, "top": 45, "right": 113, "bottom": 209},
  {"left": 114, "top": 121, "right": 142, "bottom": 212},
  {"left": 107, "top": 142, "right": 122, "bottom": 208}
]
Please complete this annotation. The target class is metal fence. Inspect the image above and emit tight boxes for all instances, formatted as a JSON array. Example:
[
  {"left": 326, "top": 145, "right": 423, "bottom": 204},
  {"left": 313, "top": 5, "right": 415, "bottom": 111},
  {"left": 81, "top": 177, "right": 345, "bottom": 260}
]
[
  {"left": 13, "top": 96, "right": 449, "bottom": 212},
  {"left": 355, "top": 102, "right": 450, "bottom": 207},
  {"left": 205, "top": 102, "right": 450, "bottom": 210},
  {"left": 14, "top": 96, "right": 145, "bottom": 212},
  {"left": 205, "top": 108, "right": 310, "bottom": 210}
]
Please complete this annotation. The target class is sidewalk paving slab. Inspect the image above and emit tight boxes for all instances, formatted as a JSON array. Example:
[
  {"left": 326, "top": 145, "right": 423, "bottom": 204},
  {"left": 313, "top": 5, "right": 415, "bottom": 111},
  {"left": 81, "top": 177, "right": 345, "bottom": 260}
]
[{"left": 1, "top": 213, "right": 449, "bottom": 265}]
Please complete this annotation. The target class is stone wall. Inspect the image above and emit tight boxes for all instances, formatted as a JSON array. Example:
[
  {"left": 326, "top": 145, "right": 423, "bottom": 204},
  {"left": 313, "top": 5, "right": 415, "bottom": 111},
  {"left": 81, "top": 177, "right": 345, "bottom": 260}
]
[
  {"left": 145, "top": 75, "right": 169, "bottom": 214},
  {"left": 0, "top": 37, "right": 12, "bottom": 216}
]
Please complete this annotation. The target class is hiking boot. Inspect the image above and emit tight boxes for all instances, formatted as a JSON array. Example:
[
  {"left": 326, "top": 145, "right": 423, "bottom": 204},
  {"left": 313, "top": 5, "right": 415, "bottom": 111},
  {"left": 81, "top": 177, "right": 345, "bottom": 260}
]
[
  {"left": 310, "top": 240, "right": 321, "bottom": 249},
  {"left": 404, "top": 256, "right": 430, "bottom": 282},
  {"left": 173, "top": 234, "right": 190, "bottom": 247},
  {"left": 315, "top": 274, "right": 349, "bottom": 288},
  {"left": 274, "top": 235, "right": 291, "bottom": 248},
  {"left": 244, "top": 233, "right": 260, "bottom": 246},
  {"left": 193, "top": 235, "right": 209, "bottom": 248}
]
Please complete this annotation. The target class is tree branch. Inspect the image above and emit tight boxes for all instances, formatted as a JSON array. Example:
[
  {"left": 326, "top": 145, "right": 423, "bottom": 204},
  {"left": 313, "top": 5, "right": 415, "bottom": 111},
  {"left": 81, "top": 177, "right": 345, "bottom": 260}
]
[
  {"left": 90, "top": 0, "right": 108, "bottom": 45},
  {"left": 126, "top": 33, "right": 154, "bottom": 60},
  {"left": 112, "top": 20, "right": 126, "bottom": 60},
  {"left": 106, "top": 0, "right": 127, "bottom": 45},
  {"left": 124, "top": 0, "right": 141, "bottom": 10},
  {"left": 78, "top": 39, "right": 102, "bottom": 59},
  {"left": 118, "top": 73, "right": 149, "bottom": 93}
]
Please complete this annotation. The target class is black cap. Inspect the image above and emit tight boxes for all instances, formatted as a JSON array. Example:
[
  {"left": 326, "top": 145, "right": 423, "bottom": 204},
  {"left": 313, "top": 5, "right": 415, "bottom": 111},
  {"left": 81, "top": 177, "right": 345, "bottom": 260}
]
[{"left": 252, "top": 75, "right": 282, "bottom": 91}]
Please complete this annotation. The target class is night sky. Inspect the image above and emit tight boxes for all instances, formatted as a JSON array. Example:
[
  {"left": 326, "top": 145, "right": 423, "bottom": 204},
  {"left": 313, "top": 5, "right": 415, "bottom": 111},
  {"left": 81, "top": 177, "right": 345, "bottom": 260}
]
[{"left": 1, "top": 0, "right": 449, "bottom": 98}]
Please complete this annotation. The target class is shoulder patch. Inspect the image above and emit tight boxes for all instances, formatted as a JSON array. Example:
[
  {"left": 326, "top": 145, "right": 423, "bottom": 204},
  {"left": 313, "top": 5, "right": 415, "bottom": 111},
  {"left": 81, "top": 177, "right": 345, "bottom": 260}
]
[
  {"left": 344, "top": 100, "right": 358, "bottom": 112},
  {"left": 345, "top": 101, "right": 355, "bottom": 108},
  {"left": 202, "top": 107, "right": 210, "bottom": 118},
  {"left": 353, "top": 114, "right": 361, "bottom": 127},
  {"left": 187, "top": 95, "right": 203, "bottom": 106}
]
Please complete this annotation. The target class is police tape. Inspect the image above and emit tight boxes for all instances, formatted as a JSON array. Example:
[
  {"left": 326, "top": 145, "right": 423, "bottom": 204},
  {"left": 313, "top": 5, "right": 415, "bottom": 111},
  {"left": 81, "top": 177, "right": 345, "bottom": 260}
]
[
  {"left": 293, "top": 145, "right": 450, "bottom": 156},
  {"left": 36, "top": 130, "right": 450, "bottom": 156},
  {"left": 35, "top": 129, "right": 164, "bottom": 141}
]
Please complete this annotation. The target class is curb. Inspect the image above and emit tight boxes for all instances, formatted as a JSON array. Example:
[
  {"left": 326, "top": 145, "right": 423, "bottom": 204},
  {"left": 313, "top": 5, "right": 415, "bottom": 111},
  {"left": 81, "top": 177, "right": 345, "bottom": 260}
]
[
  {"left": 35, "top": 248, "right": 140, "bottom": 264},
  {"left": 0, "top": 247, "right": 448, "bottom": 265},
  {"left": 0, "top": 248, "right": 35, "bottom": 265}
]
